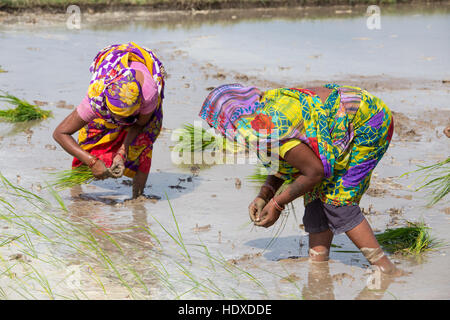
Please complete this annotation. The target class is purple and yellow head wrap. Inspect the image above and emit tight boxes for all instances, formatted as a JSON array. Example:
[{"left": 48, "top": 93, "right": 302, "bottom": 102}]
[
  {"left": 103, "top": 69, "right": 142, "bottom": 117},
  {"left": 87, "top": 42, "right": 165, "bottom": 125}
]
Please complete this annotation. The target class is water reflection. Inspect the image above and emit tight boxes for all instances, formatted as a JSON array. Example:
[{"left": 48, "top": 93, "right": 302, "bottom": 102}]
[{"left": 301, "top": 261, "right": 396, "bottom": 300}]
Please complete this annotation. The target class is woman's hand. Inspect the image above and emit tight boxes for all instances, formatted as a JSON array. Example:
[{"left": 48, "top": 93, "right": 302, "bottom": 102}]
[
  {"left": 91, "top": 159, "right": 108, "bottom": 180},
  {"left": 444, "top": 126, "right": 450, "bottom": 138},
  {"left": 248, "top": 197, "right": 267, "bottom": 223},
  {"left": 254, "top": 199, "right": 282, "bottom": 228},
  {"left": 110, "top": 152, "right": 126, "bottom": 178}
]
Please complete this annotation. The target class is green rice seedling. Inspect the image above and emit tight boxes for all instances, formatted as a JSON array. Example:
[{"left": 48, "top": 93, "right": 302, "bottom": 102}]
[
  {"left": 0, "top": 172, "right": 283, "bottom": 300},
  {"left": 246, "top": 163, "right": 271, "bottom": 185},
  {"left": 401, "top": 157, "right": 449, "bottom": 207},
  {"left": 176, "top": 123, "right": 221, "bottom": 152},
  {"left": 48, "top": 166, "right": 94, "bottom": 190},
  {"left": 172, "top": 123, "right": 244, "bottom": 153},
  {"left": 247, "top": 162, "right": 294, "bottom": 187},
  {"left": 375, "top": 221, "right": 442, "bottom": 255},
  {"left": 0, "top": 92, "right": 52, "bottom": 122},
  {"left": 151, "top": 193, "right": 192, "bottom": 264}
]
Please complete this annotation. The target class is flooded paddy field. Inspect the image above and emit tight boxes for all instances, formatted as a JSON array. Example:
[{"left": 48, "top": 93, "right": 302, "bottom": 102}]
[{"left": 0, "top": 3, "right": 449, "bottom": 299}]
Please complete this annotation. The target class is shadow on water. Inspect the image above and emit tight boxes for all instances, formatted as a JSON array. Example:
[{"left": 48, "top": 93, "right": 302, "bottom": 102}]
[{"left": 245, "top": 233, "right": 376, "bottom": 268}]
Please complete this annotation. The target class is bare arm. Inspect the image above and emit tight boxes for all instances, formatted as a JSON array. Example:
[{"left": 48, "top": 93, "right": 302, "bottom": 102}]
[
  {"left": 52, "top": 110, "right": 107, "bottom": 178},
  {"left": 274, "top": 143, "right": 324, "bottom": 206},
  {"left": 257, "top": 174, "right": 285, "bottom": 201},
  {"left": 255, "top": 143, "right": 324, "bottom": 227},
  {"left": 52, "top": 110, "right": 92, "bottom": 164},
  {"left": 248, "top": 174, "right": 284, "bottom": 223}
]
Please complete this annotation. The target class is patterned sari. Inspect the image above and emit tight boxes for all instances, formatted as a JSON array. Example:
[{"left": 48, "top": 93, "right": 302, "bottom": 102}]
[
  {"left": 199, "top": 83, "right": 394, "bottom": 206},
  {"left": 72, "top": 42, "right": 164, "bottom": 178}
]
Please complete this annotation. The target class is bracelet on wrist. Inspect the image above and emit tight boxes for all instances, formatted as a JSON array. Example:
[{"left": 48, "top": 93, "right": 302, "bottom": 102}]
[
  {"left": 116, "top": 152, "right": 126, "bottom": 162},
  {"left": 271, "top": 198, "right": 285, "bottom": 212},
  {"left": 88, "top": 156, "right": 99, "bottom": 168}
]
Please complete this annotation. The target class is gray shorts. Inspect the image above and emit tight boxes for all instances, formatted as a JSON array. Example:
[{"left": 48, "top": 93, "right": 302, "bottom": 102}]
[{"left": 303, "top": 199, "right": 365, "bottom": 235}]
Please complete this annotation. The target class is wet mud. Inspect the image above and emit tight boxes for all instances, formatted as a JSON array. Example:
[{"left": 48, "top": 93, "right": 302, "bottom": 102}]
[{"left": 0, "top": 3, "right": 449, "bottom": 299}]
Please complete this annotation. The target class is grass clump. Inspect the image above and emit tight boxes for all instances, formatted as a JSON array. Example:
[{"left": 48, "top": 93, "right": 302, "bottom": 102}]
[
  {"left": 404, "top": 158, "right": 449, "bottom": 207},
  {"left": 49, "top": 166, "right": 94, "bottom": 190},
  {"left": 173, "top": 123, "right": 227, "bottom": 152},
  {"left": 375, "top": 221, "right": 442, "bottom": 256},
  {"left": 0, "top": 92, "right": 52, "bottom": 122}
]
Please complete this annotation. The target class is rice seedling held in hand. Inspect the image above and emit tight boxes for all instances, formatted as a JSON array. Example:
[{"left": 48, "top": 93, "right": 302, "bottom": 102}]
[
  {"left": 0, "top": 91, "right": 52, "bottom": 122},
  {"left": 375, "top": 221, "right": 442, "bottom": 256},
  {"left": 401, "top": 158, "right": 449, "bottom": 207},
  {"left": 48, "top": 166, "right": 94, "bottom": 190}
]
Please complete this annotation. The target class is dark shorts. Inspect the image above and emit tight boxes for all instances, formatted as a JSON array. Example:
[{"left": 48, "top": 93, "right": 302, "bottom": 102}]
[{"left": 303, "top": 199, "right": 365, "bottom": 235}]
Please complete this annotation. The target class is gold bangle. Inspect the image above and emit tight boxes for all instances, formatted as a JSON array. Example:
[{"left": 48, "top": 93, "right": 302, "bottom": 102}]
[{"left": 88, "top": 156, "right": 98, "bottom": 168}]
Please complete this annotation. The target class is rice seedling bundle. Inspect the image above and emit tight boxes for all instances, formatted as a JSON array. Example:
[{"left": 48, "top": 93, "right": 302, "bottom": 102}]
[
  {"left": 172, "top": 123, "right": 224, "bottom": 152},
  {"left": 375, "top": 221, "right": 441, "bottom": 255},
  {"left": 173, "top": 123, "right": 244, "bottom": 153},
  {"left": 401, "top": 157, "right": 449, "bottom": 207},
  {"left": 49, "top": 166, "right": 94, "bottom": 190},
  {"left": 0, "top": 92, "right": 52, "bottom": 122}
]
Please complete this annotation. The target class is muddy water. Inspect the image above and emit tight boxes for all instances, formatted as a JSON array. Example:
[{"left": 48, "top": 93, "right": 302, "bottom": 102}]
[{"left": 0, "top": 4, "right": 449, "bottom": 299}]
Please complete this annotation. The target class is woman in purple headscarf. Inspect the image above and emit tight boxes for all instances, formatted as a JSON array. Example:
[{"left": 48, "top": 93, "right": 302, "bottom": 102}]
[{"left": 53, "top": 42, "right": 165, "bottom": 199}]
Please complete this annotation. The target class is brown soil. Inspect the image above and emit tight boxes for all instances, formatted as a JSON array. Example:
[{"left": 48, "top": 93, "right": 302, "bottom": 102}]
[
  {"left": 228, "top": 252, "right": 262, "bottom": 265},
  {"left": 192, "top": 224, "right": 212, "bottom": 233},
  {"left": 280, "top": 273, "right": 301, "bottom": 283}
]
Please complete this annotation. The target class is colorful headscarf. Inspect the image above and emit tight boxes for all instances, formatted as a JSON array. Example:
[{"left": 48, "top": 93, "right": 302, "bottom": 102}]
[
  {"left": 199, "top": 84, "right": 263, "bottom": 142},
  {"left": 87, "top": 42, "right": 165, "bottom": 125},
  {"left": 199, "top": 84, "right": 340, "bottom": 179}
]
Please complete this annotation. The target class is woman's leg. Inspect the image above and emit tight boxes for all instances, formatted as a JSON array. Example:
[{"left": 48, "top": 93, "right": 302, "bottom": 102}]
[
  {"left": 346, "top": 218, "right": 401, "bottom": 275},
  {"left": 132, "top": 170, "right": 149, "bottom": 199},
  {"left": 308, "top": 229, "right": 334, "bottom": 262}
]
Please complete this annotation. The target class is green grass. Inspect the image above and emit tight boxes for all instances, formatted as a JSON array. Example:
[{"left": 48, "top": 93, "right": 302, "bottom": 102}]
[
  {"left": 48, "top": 166, "right": 94, "bottom": 191},
  {"left": 0, "top": 92, "right": 52, "bottom": 123},
  {"left": 375, "top": 221, "right": 442, "bottom": 256},
  {"left": 172, "top": 122, "right": 245, "bottom": 156},
  {"left": 174, "top": 123, "right": 225, "bottom": 152},
  {"left": 1, "top": 172, "right": 277, "bottom": 299},
  {"left": 401, "top": 158, "right": 449, "bottom": 207}
]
